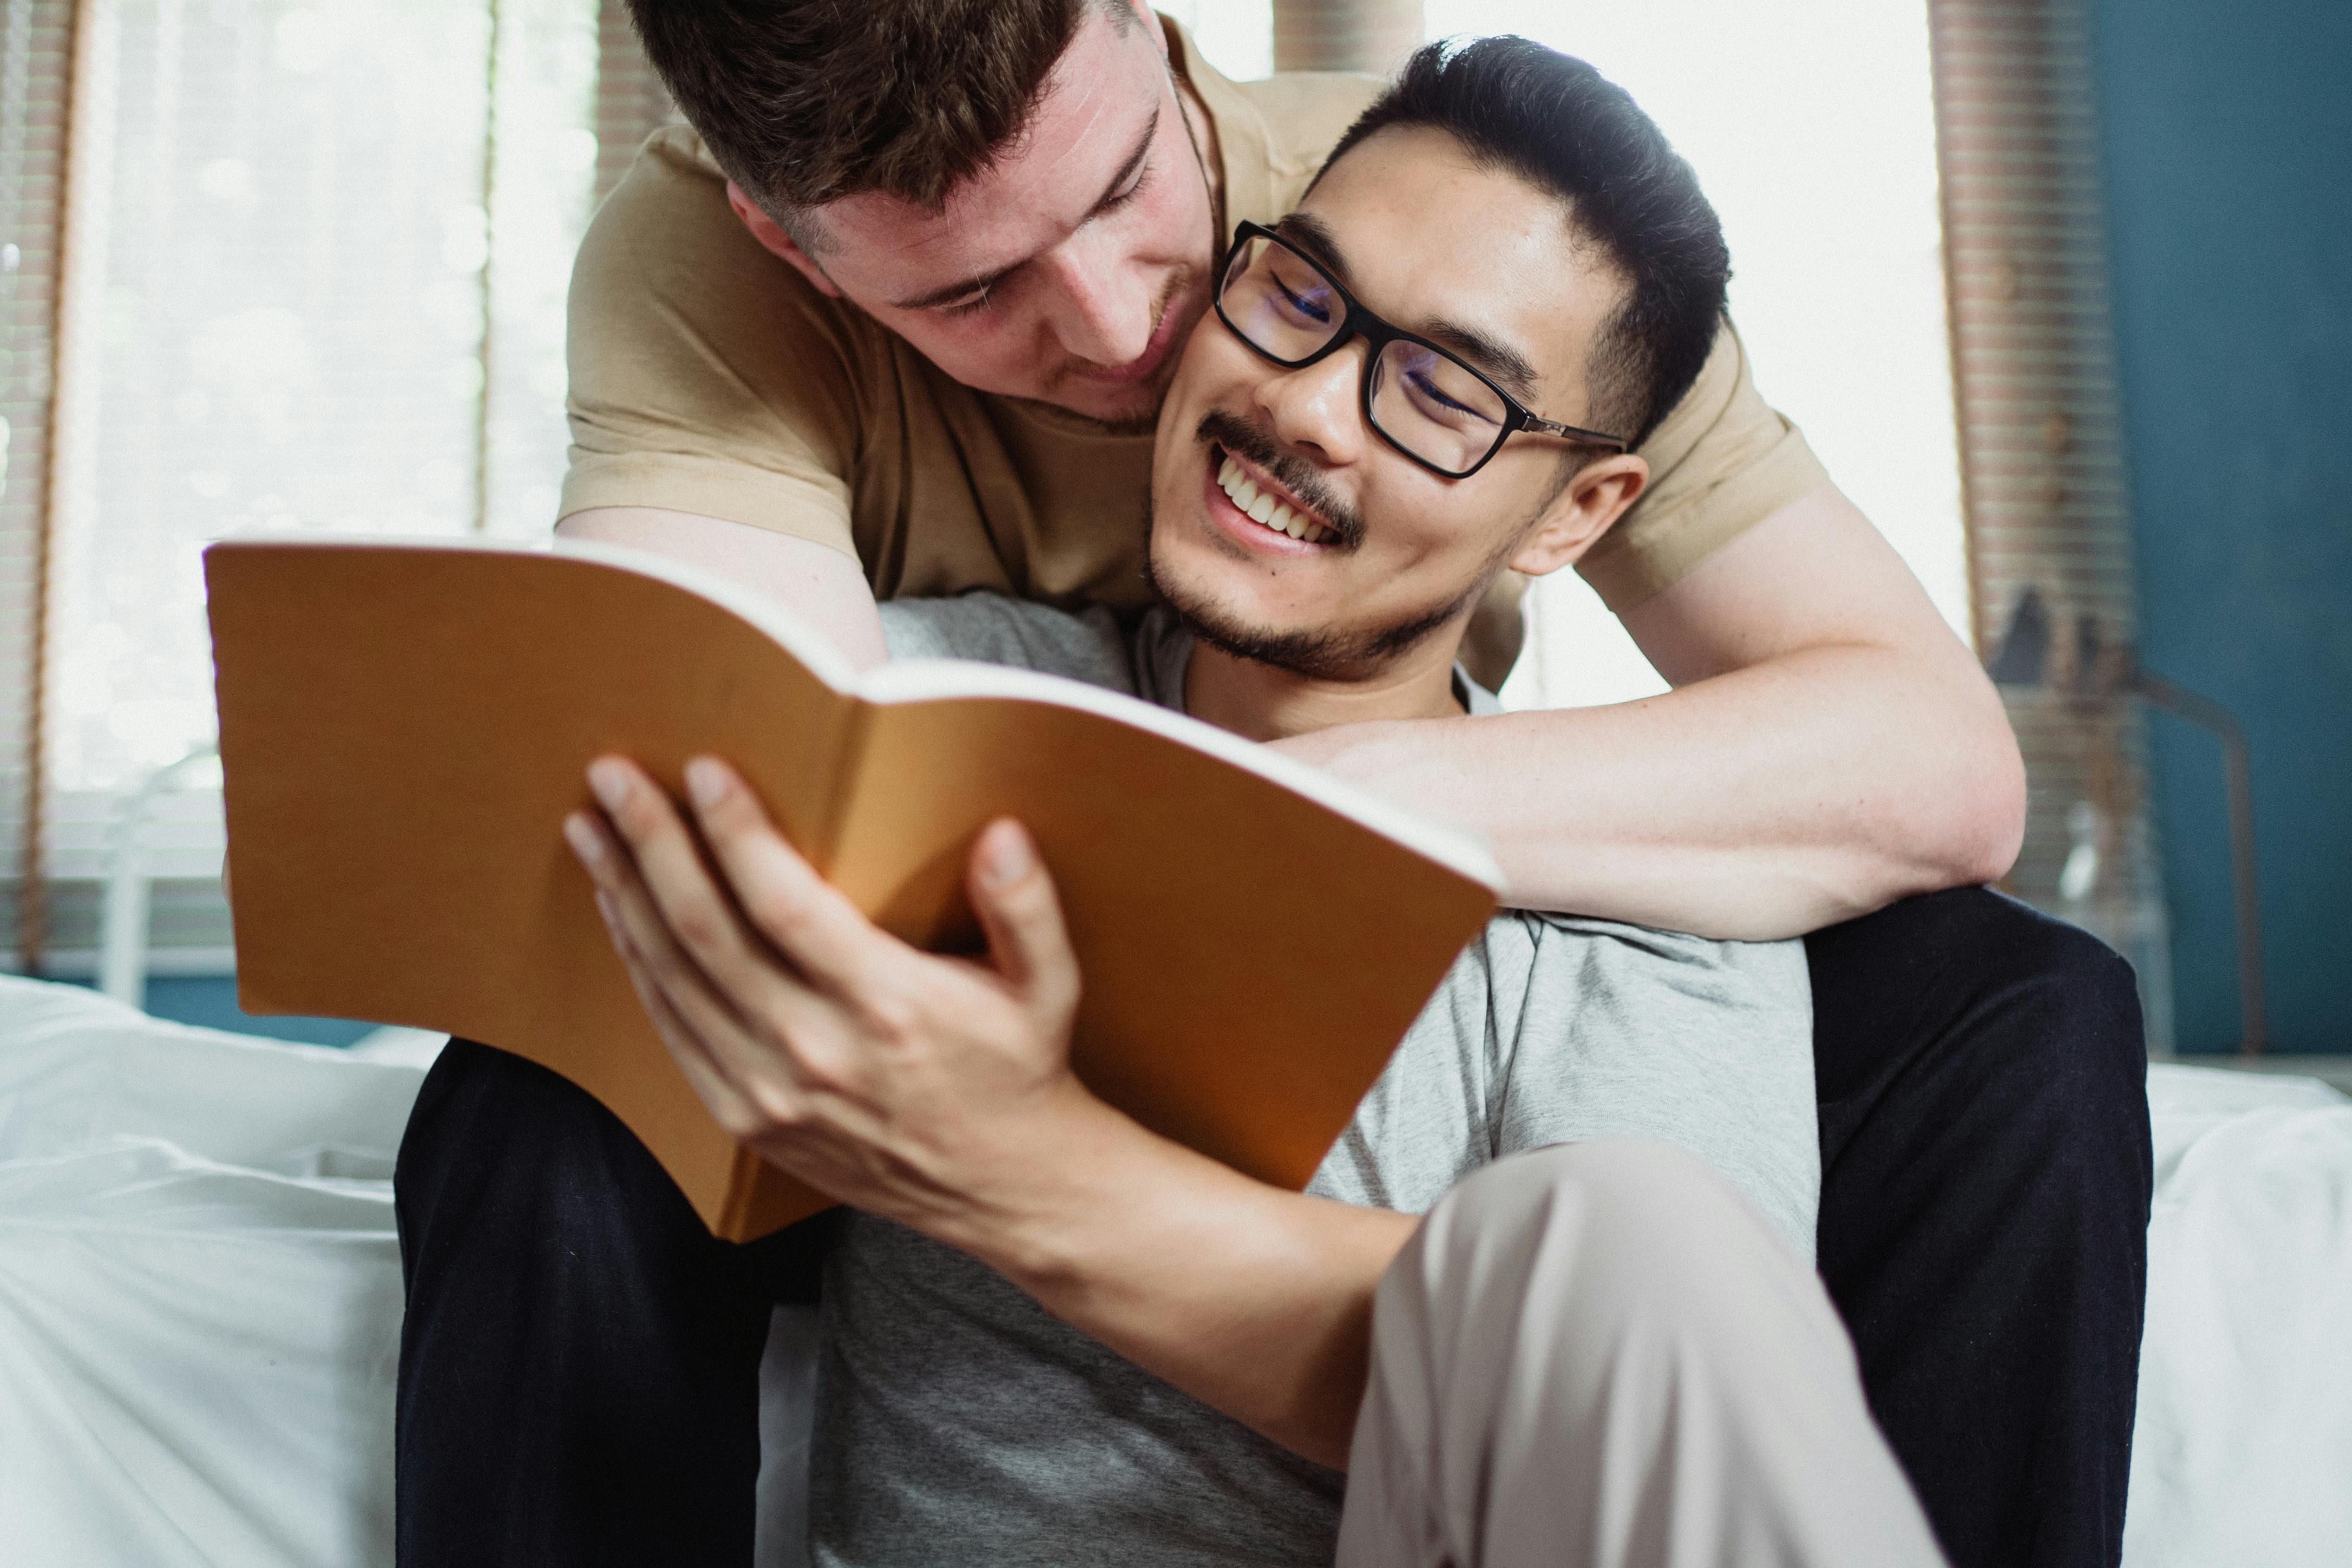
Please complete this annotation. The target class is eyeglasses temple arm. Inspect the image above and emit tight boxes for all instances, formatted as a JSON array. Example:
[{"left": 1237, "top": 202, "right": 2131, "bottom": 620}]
[{"left": 1523, "top": 413, "right": 1632, "bottom": 452}]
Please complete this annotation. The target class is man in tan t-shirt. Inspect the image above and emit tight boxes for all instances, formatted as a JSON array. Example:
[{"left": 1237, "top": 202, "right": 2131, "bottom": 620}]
[{"left": 539, "top": 4, "right": 2151, "bottom": 1565}]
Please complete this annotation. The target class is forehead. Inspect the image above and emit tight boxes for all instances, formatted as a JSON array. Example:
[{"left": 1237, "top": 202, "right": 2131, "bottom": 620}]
[
  {"left": 805, "top": 9, "right": 1167, "bottom": 295},
  {"left": 1298, "top": 126, "right": 1621, "bottom": 407}
]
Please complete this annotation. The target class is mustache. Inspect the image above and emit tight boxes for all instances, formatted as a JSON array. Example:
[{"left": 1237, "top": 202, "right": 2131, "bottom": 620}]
[{"left": 1196, "top": 409, "right": 1365, "bottom": 549}]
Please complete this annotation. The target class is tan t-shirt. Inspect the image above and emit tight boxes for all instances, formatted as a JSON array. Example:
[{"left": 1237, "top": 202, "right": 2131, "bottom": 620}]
[{"left": 561, "top": 17, "right": 1827, "bottom": 636}]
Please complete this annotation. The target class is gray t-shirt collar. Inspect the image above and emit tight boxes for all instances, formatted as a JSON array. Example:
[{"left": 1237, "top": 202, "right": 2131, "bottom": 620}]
[{"left": 1134, "top": 604, "right": 1503, "bottom": 721}]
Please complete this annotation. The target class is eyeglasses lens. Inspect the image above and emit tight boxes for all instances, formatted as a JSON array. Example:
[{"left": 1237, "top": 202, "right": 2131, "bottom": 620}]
[
  {"left": 1220, "top": 234, "right": 1508, "bottom": 476},
  {"left": 1220, "top": 234, "right": 1344, "bottom": 361},
  {"left": 1369, "top": 339, "right": 1508, "bottom": 476}
]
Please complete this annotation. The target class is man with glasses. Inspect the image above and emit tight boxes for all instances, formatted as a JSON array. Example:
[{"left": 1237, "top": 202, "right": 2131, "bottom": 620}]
[
  {"left": 502, "top": 3, "right": 2150, "bottom": 1564},
  {"left": 404, "top": 38, "right": 1948, "bottom": 1566}
]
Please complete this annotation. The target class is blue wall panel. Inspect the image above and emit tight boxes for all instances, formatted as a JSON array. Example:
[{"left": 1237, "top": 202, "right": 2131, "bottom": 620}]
[{"left": 2089, "top": 0, "right": 2352, "bottom": 1052}]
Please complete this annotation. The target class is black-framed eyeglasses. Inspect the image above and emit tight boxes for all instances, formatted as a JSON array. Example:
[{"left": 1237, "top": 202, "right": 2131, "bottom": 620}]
[{"left": 1211, "top": 220, "right": 1631, "bottom": 479}]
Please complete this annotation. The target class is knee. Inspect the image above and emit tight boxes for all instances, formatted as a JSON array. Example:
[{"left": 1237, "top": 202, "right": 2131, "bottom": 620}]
[
  {"left": 1412, "top": 1141, "right": 1794, "bottom": 1321},
  {"left": 1393, "top": 1142, "right": 1844, "bottom": 1388},
  {"left": 397, "top": 1040, "right": 695, "bottom": 1277},
  {"left": 1898, "top": 901, "right": 2154, "bottom": 1223},
  {"left": 1433, "top": 1139, "right": 1731, "bottom": 1244},
  {"left": 1976, "top": 912, "right": 2150, "bottom": 1160}
]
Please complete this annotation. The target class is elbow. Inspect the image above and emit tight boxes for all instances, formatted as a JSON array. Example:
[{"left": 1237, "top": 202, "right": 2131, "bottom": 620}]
[
  {"left": 1962, "top": 738, "right": 2028, "bottom": 887},
  {"left": 1910, "top": 701, "right": 2027, "bottom": 894}
]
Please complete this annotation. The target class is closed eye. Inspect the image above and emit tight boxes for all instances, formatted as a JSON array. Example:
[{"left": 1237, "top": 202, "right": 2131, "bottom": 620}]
[
  {"left": 1407, "top": 368, "right": 1482, "bottom": 415},
  {"left": 932, "top": 161, "right": 1151, "bottom": 320},
  {"left": 1275, "top": 275, "right": 1334, "bottom": 326},
  {"left": 1097, "top": 158, "right": 1151, "bottom": 216}
]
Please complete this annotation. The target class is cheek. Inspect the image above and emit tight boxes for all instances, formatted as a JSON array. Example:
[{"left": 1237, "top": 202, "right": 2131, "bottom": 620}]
[
  {"left": 876, "top": 311, "right": 1036, "bottom": 387},
  {"left": 1125, "top": 153, "right": 1214, "bottom": 270}
]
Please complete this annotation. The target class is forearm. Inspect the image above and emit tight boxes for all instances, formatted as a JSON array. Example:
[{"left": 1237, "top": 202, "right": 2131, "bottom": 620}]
[
  {"left": 1299, "top": 639, "right": 2023, "bottom": 939},
  {"left": 946, "top": 1093, "right": 1413, "bottom": 1471},
  {"left": 556, "top": 506, "right": 889, "bottom": 672}
]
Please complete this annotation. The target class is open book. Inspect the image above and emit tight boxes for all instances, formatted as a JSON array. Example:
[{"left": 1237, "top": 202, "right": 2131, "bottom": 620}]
[{"left": 205, "top": 538, "right": 1502, "bottom": 1240}]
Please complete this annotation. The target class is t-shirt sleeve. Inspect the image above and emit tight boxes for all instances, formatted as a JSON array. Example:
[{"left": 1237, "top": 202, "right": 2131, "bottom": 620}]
[
  {"left": 877, "top": 595, "right": 1138, "bottom": 695},
  {"left": 1495, "top": 919, "right": 1821, "bottom": 1259},
  {"left": 559, "top": 128, "right": 870, "bottom": 557},
  {"left": 1575, "top": 318, "right": 1832, "bottom": 614}
]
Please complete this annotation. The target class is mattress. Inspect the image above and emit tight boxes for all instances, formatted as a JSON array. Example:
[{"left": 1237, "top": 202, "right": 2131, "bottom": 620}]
[{"left": 1, "top": 976, "right": 2345, "bottom": 1566}]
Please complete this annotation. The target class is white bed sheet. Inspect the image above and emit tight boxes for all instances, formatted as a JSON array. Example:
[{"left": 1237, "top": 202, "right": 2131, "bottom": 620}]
[
  {"left": 1, "top": 975, "right": 2346, "bottom": 1566},
  {"left": 0, "top": 977, "right": 421, "bottom": 1566},
  {"left": 2126, "top": 1064, "right": 2352, "bottom": 1568}
]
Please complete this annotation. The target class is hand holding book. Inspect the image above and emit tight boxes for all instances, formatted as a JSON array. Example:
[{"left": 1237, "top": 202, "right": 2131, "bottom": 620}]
[
  {"left": 565, "top": 755, "right": 1118, "bottom": 1256},
  {"left": 207, "top": 538, "right": 1500, "bottom": 1237}
]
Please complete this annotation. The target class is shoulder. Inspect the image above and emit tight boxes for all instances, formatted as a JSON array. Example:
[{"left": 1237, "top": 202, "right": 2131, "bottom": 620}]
[
  {"left": 1576, "top": 318, "right": 1830, "bottom": 614},
  {"left": 569, "top": 126, "right": 885, "bottom": 461},
  {"left": 877, "top": 594, "right": 1139, "bottom": 695},
  {"left": 1235, "top": 70, "right": 1381, "bottom": 205}
]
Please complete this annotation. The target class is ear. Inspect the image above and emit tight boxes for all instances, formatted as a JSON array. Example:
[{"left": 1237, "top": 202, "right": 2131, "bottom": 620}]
[
  {"left": 725, "top": 182, "right": 841, "bottom": 298},
  {"left": 1509, "top": 453, "right": 1650, "bottom": 579}
]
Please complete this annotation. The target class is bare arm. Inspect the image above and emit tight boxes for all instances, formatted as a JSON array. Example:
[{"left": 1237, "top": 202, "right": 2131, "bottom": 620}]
[
  {"left": 569, "top": 759, "right": 1410, "bottom": 1468},
  {"left": 556, "top": 506, "right": 890, "bottom": 673},
  {"left": 937, "top": 1089, "right": 1414, "bottom": 1472},
  {"left": 1280, "top": 482, "right": 2025, "bottom": 939}
]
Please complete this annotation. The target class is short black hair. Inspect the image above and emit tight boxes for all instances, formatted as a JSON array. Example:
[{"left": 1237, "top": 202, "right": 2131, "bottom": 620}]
[{"left": 1320, "top": 37, "right": 1729, "bottom": 449}]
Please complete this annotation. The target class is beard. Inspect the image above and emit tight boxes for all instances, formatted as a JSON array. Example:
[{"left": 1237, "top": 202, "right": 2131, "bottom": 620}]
[{"left": 1142, "top": 410, "right": 1512, "bottom": 683}]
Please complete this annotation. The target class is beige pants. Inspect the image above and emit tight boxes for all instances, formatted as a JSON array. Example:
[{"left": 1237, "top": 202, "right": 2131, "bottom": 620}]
[{"left": 1338, "top": 1140, "right": 1949, "bottom": 1568}]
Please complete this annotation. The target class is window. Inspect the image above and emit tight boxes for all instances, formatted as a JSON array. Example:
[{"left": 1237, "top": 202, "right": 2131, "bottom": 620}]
[{"left": 6, "top": 0, "right": 600, "bottom": 973}]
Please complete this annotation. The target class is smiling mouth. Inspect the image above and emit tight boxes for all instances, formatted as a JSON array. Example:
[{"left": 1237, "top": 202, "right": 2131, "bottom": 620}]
[{"left": 1214, "top": 450, "right": 1335, "bottom": 544}]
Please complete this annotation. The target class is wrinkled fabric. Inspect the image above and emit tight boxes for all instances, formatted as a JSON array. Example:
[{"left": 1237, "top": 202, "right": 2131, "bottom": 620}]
[
  {"left": 0, "top": 976, "right": 424, "bottom": 1567},
  {"left": 2124, "top": 1064, "right": 2352, "bottom": 1568},
  {"left": 6, "top": 992, "right": 2352, "bottom": 1568}
]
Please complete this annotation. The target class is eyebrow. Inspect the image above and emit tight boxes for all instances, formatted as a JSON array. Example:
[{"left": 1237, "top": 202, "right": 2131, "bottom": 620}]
[
  {"left": 1272, "top": 211, "right": 1543, "bottom": 403},
  {"left": 889, "top": 106, "right": 1162, "bottom": 313}
]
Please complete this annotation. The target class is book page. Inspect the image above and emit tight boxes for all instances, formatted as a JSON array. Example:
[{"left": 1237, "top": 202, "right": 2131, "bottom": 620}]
[
  {"left": 208, "top": 540, "right": 861, "bottom": 1225},
  {"left": 823, "top": 696, "right": 1499, "bottom": 1194}
]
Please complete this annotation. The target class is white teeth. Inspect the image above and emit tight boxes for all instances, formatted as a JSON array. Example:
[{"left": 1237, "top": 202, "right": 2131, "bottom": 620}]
[{"left": 1217, "top": 454, "right": 1328, "bottom": 544}]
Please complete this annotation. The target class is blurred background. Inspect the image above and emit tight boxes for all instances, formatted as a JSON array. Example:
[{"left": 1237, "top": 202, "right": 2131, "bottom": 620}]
[{"left": 0, "top": 0, "right": 2342, "bottom": 1058}]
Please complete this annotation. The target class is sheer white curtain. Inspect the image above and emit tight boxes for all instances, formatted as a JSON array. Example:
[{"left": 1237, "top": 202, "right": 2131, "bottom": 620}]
[{"left": 23, "top": 0, "right": 595, "bottom": 971}]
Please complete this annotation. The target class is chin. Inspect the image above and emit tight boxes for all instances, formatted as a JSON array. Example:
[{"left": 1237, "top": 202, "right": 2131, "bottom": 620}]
[
  {"left": 1148, "top": 516, "right": 1491, "bottom": 685},
  {"left": 1145, "top": 526, "right": 1404, "bottom": 681}
]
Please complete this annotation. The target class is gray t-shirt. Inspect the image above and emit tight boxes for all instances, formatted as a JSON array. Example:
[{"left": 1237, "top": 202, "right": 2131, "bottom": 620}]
[{"left": 808, "top": 594, "right": 1818, "bottom": 1568}]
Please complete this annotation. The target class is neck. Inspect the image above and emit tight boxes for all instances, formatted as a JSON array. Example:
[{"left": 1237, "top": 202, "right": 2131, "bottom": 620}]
[{"left": 1182, "top": 630, "right": 1468, "bottom": 742}]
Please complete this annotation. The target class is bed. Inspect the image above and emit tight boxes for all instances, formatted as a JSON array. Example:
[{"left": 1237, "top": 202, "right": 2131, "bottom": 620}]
[{"left": 2, "top": 974, "right": 2346, "bottom": 1566}]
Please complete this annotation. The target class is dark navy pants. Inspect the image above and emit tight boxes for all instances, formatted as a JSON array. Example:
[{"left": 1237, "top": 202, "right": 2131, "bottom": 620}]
[{"left": 395, "top": 886, "right": 2152, "bottom": 1568}]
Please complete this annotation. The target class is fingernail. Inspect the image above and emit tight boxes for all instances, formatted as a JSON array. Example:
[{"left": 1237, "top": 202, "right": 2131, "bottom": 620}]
[
  {"left": 563, "top": 812, "right": 602, "bottom": 864},
  {"left": 587, "top": 758, "right": 629, "bottom": 811},
  {"left": 979, "top": 821, "right": 1034, "bottom": 887},
  {"left": 685, "top": 757, "right": 729, "bottom": 810}
]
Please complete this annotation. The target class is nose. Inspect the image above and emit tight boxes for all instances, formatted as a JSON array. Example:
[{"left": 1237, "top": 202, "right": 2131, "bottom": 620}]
[
  {"left": 1253, "top": 339, "right": 1367, "bottom": 469},
  {"left": 1039, "top": 226, "right": 1157, "bottom": 368}
]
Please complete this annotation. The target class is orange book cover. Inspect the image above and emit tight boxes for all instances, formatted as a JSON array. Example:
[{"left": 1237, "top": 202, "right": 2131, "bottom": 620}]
[{"left": 206, "top": 538, "right": 1501, "bottom": 1240}]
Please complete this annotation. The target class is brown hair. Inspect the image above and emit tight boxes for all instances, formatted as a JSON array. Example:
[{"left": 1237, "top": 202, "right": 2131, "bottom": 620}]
[{"left": 626, "top": 0, "right": 1137, "bottom": 243}]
